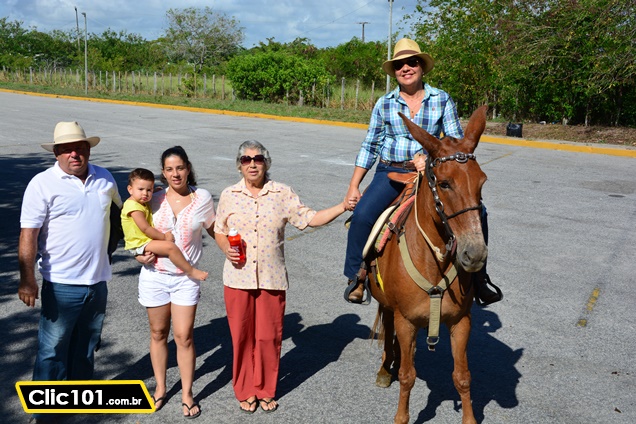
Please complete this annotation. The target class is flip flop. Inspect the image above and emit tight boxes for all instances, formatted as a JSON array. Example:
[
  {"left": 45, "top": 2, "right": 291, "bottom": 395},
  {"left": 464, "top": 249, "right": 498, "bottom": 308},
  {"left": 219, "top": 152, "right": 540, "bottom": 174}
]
[
  {"left": 182, "top": 402, "right": 201, "bottom": 419},
  {"left": 239, "top": 398, "right": 258, "bottom": 414},
  {"left": 259, "top": 398, "right": 278, "bottom": 413},
  {"left": 151, "top": 395, "right": 166, "bottom": 412}
]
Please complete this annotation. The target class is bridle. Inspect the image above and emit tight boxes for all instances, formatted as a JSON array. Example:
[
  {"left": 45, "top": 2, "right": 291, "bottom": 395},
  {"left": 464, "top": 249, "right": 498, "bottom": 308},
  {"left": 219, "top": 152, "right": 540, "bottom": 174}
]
[
  {"left": 414, "top": 151, "right": 483, "bottom": 261},
  {"left": 400, "top": 151, "right": 484, "bottom": 350}
]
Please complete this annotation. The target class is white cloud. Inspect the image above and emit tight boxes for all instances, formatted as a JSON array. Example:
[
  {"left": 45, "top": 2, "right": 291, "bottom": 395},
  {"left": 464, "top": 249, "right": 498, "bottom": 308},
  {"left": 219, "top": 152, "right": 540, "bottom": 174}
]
[{"left": 0, "top": 0, "right": 419, "bottom": 48}]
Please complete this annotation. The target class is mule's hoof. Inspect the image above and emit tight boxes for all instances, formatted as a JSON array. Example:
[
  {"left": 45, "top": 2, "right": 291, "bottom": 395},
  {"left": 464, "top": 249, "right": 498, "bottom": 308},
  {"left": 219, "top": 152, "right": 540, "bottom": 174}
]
[{"left": 376, "top": 372, "right": 392, "bottom": 388}]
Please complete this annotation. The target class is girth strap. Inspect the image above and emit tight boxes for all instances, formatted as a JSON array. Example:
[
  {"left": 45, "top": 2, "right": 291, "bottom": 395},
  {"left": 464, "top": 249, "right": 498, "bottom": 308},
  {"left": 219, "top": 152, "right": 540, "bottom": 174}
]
[{"left": 398, "top": 232, "right": 458, "bottom": 351}]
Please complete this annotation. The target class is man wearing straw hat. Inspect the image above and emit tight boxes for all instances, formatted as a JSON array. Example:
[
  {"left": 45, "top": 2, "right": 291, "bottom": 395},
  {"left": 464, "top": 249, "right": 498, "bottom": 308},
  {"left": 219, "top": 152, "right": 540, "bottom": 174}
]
[
  {"left": 18, "top": 121, "right": 122, "bottom": 421},
  {"left": 342, "top": 38, "right": 502, "bottom": 306}
]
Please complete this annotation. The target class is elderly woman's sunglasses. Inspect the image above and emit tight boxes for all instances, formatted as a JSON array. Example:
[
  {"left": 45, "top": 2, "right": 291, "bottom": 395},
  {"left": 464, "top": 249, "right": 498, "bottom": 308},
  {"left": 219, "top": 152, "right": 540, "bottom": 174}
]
[
  {"left": 240, "top": 154, "right": 266, "bottom": 165},
  {"left": 392, "top": 57, "right": 421, "bottom": 71}
]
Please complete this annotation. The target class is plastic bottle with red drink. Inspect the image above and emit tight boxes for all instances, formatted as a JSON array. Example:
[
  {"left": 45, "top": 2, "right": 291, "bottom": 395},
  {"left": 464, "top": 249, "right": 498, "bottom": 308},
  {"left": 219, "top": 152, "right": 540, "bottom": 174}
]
[{"left": 228, "top": 228, "right": 246, "bottom": 264}]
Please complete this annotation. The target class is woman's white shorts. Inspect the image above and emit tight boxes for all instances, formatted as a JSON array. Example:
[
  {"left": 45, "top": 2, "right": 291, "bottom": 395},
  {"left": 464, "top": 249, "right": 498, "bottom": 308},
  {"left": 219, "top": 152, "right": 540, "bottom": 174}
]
[{"left": 138, "top": 266, "right": 201, "bottom": 307}]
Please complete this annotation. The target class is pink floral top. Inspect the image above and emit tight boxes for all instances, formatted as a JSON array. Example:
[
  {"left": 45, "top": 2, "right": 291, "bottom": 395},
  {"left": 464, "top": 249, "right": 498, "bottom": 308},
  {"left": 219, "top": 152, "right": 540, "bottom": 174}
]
[
  {"left": 148, "top": 187, "right": 215, "bottom": 275},
  {"left": 214, "top": 179, "right": 317, "bottom": 291}
]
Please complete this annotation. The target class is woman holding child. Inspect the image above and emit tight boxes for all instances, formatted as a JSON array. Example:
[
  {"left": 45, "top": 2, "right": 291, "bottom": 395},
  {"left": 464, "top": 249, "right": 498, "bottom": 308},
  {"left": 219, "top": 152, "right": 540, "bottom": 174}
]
[{"left": 132, "top": 146, "right": 215, "bottom": 419}]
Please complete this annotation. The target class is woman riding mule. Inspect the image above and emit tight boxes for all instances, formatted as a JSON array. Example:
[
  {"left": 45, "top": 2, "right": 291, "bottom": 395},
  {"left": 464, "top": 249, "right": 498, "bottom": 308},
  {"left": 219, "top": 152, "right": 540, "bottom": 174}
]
[
  {"left": 368, "top": 106, "right": 490, "bottom": 424},
  {"left": 342, "top": 38, "right": 501, "bottom": 306}
]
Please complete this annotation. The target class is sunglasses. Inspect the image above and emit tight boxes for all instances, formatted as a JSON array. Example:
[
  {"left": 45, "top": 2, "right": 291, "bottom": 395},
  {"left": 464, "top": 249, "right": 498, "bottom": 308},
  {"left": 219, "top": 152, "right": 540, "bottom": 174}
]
[
  {"left": 239, "top": 154, "right": 266, "bottom": 165},
  {"left": 392, "top": 57, "right": 421, "bottom": 71}
]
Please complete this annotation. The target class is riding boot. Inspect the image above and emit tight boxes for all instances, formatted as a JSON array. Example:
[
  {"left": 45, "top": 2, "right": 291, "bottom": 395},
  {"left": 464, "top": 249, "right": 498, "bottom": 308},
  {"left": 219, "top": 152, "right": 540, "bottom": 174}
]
[
  {"left": 345, "top": 279, "right": 365, "bottom": 303},
  {"left": 474, "top": 272, "right": 503, "bottom": 306}
]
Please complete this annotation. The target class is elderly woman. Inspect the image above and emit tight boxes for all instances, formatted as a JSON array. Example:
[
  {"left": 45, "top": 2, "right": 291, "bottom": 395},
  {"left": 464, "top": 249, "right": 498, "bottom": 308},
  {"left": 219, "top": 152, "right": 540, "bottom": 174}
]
[
  {"left": 136, "top": 146, "right": 215, "bottom": 419},
  {"left": 342, "top": 37, "right": 502, "bottom": 305},
  {"left": 214, "top": 140, "right": 347, "bottom": 413}
]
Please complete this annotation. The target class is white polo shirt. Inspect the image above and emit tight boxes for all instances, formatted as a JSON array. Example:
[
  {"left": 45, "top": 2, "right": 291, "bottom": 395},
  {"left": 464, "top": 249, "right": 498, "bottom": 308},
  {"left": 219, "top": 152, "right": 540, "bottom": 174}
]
[{"left": 20, "top": 162, "right": 122, "bottom": 285}]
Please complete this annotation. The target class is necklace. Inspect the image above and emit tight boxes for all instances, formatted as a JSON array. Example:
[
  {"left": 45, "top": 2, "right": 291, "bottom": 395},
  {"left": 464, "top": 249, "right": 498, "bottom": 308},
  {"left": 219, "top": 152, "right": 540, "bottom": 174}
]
[
  {"left": 403, "top": 89, "right": 424, "bottom": 118},
  {"left": 171, "top": 186, "right": 194, "bottom": 203}
]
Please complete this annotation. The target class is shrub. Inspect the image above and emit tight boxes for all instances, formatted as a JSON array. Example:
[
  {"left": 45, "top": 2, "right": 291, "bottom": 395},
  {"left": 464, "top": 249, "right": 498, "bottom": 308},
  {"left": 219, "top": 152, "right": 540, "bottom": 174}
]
[{"left": 226, "top": 51, "right": 332, "bottom": 105}]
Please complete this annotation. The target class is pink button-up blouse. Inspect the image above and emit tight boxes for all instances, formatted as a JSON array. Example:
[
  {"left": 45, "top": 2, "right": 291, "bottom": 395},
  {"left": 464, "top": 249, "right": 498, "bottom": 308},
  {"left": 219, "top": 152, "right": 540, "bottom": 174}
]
[{"left": 214, "top": 179, "right": 317, "bottom": 291}]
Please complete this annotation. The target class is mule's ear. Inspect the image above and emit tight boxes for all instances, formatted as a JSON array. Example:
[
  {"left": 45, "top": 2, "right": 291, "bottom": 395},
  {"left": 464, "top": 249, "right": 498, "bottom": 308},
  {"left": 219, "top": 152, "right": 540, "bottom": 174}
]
[
  {"left": 398, "top": 112, "right": 441, "bottom": 157},
  {"left": 463, "top": 105, "right": 488, "bottom": 152}
]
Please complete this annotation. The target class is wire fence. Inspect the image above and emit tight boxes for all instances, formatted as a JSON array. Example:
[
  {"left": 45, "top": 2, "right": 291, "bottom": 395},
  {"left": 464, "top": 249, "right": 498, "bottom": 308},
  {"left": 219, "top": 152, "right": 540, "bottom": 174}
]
[{"left": 1, "top": 67, "right": 385, "bottom": 111}]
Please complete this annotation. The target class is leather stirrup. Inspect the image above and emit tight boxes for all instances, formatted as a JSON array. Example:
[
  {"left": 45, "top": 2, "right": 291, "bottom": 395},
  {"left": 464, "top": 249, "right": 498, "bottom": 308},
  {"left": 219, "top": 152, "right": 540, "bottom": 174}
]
[{"left": 474, "top": 274, "right": 503, "bottom": 306}]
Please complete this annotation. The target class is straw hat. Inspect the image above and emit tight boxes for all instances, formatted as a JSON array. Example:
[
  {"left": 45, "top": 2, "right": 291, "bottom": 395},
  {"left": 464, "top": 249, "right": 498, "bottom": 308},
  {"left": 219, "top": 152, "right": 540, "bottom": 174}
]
[
  {"left": 382, "top": 38, "right": 434, "bottom": 78},
  {"left": 41, "top": 121, "right": 100, "bottom": 152}
]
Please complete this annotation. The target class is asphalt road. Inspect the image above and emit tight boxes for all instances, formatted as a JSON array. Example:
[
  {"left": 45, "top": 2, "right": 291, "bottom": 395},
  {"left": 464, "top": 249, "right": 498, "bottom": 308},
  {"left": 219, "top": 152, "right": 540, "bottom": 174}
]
[{"left": 1, "top": 91, "right": 635, "bottom": 424}]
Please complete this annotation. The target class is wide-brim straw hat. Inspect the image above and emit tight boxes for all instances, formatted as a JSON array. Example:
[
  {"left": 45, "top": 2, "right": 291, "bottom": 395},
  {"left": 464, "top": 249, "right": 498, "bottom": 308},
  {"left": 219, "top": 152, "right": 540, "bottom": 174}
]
[
  {"left": 41, "top": 121, "right": 100, "bottom": 152},
  {"left": 382, "top": 38, "right": 434, "bottom": 78}
]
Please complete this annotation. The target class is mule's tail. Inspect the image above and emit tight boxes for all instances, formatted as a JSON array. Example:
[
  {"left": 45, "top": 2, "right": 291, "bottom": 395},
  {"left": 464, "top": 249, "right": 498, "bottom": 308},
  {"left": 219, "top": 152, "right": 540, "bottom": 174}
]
[{"left": 371, "top": 304, "right": 386, "bottom": 346}]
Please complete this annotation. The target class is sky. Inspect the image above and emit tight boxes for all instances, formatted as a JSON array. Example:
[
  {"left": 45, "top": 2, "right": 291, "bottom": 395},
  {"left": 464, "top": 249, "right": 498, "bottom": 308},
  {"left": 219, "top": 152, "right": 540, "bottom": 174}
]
[{"left": 0, "top": 0, "right": 421, "bottom": 49}]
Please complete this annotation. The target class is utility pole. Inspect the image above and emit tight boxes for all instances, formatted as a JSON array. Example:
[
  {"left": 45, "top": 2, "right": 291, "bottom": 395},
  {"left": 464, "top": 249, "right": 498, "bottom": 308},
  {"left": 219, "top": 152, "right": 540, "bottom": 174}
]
[
  {"left": 74, "top": 7, "right": 80, "bottom": 53},
  {"left": 82, "top": 12, "right": 87, "bottom": 95},
  {"left": 386, "top": 0, "right": 394, "bottom": 92},
  {"left": 357, "top": 21, "right": 369, "bottom": 42}
]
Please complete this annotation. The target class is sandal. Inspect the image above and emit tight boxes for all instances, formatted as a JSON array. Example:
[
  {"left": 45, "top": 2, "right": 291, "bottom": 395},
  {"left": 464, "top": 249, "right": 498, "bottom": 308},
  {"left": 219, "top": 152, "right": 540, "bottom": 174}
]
[
  {"left": 259, "top": 398, "right": 278, "bottom": 413},
  {"left": 239, "top": 398, "right": 258, "bottom": 414},
  {"left": 151, "top": 395, "right": 166, "bottom": 412},
  {"left": 182, "top": 402, "right": 201, "bottom": 419}
]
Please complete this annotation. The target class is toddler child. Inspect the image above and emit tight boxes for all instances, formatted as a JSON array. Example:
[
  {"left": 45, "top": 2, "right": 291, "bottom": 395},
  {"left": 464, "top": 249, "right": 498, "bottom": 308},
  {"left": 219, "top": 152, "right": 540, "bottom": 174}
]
[{"left": 121, "top": 168, "right": 208, "bottom": 281}]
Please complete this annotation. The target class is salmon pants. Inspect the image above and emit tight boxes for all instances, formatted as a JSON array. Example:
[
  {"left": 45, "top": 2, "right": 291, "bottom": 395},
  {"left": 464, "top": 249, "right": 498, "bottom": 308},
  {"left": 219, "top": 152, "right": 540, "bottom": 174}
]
[{"left": 224, "top": 286, "right": 286, "bottom": 401}]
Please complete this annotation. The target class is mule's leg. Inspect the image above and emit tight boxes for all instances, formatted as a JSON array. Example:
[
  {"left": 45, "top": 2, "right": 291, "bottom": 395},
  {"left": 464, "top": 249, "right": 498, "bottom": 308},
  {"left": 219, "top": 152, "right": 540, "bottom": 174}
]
[
  {"left": 376, "top": 306, "right": 395, "bottom": 388},
  {"left": 449, "top": 314, "right": 477, "bottom": 424},
  {"left": 393, "top": 313, "right": 417, "bottom": 424}
]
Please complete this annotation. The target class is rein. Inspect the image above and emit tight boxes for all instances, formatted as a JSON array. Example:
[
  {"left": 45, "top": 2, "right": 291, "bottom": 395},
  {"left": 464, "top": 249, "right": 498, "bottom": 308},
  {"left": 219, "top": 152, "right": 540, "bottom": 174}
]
[{"left": 401, "top": 151, "right": 481, "bottom": 351}]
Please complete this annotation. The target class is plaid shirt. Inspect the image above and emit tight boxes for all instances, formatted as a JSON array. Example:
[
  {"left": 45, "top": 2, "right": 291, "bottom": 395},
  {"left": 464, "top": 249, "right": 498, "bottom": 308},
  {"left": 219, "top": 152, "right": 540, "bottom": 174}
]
[{"left": 355, "top": 83, "right": 464, "bottom": 169}]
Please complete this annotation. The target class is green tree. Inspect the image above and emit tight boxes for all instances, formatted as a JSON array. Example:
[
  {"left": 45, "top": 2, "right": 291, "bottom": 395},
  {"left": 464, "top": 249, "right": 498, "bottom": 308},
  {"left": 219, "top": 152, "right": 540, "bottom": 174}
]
[
  {"left": 0, "top": 18, "right": 30, "bottom": 67},
  {"left": 27, "top": 29, "right": 76, "bottom": 70},
  {"left": 499, "top": 0, "right": 635, "bottom": 125},
  {"left": 320, "top": 37, "right": 386, "bottom": 86},
  {"left": 412, "top": 0, "right": 511, "bottom": 118},
  {"left": 0, "top": 18, "right": 76, "bottom": 70},
  {"left": 90, "top": 29, "right": 165, "bottom": 71},
  {"left": 410, "top": 0, "right": 636, "bottom": 125},
  {"left": 162, "top": 6, "right": 244, "bottom": 72},
  {"left": 250, "top": 37, "right": 320, "bottom": 59}
]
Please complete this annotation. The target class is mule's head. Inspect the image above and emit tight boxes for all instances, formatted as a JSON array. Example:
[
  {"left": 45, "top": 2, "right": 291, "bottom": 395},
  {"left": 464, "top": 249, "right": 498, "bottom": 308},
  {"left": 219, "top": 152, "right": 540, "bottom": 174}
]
[{"left": 399, "top": 105, "right": 489, "bottom": 272}]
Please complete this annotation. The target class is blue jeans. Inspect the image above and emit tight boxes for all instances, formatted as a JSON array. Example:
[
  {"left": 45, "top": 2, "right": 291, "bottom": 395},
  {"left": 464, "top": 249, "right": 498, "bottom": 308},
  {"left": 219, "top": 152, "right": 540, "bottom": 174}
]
[
  {"left": 343, "top": 163, "right": 413, "bottom": 280},
  {"left": 33, "top": 280, "right": 108, "bottom": 382}
]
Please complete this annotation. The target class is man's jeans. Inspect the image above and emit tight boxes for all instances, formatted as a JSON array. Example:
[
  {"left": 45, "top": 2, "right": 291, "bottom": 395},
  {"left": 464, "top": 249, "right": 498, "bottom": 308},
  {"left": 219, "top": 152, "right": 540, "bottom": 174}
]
[{"left": 33, "top": 280, "right": 107, "bottom": 381}]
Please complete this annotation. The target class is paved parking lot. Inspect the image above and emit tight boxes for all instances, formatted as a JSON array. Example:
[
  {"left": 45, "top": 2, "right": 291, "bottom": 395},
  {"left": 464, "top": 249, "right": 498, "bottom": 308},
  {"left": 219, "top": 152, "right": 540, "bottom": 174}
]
[{"left": 1, "top": 91, "right": 635, "bottom": 423}]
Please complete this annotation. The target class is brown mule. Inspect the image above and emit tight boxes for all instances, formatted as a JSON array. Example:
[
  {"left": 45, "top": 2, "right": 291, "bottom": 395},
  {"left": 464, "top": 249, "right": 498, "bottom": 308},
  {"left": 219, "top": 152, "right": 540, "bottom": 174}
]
[{"left": 366, "top": 106, "right": 490, "bottom": 424}]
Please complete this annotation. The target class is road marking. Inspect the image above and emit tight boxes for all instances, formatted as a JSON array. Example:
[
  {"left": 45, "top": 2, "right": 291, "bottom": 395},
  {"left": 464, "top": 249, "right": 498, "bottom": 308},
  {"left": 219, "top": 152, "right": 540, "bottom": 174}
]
[
  {"left": 481, "top": 135, "right": 636, "bottom": 158},
  {"left": 577, "top": 287, "right": 601, "bottom": 327}
]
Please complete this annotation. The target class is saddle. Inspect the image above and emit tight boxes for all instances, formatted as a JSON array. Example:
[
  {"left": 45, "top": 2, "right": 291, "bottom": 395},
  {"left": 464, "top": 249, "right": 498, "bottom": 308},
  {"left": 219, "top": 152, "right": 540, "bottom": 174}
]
[
  {"left": 344, "top": 172, "right": 418, "bottom": 303},
  {"left": 363, "top": 172, "right": 418, "bottom": 258}
]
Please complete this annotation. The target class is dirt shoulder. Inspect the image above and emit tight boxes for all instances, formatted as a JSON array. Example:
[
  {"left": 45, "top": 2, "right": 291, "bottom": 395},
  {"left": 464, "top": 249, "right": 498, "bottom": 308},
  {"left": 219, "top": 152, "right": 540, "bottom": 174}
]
[{"left": 478, "top": 121, "right": 636, "bottom": 147}]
